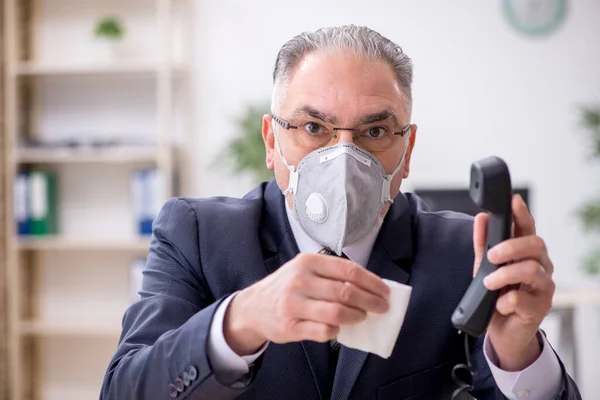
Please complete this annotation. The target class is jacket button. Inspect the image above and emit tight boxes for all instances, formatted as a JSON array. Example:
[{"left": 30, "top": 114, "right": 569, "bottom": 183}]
[
  {"left": 175, "top": 378, "right": 184, "bottom": 392},
  {"left": 168, "top": 383, "right": 178, "bottom": 398},
  {"left": 188, "top": 365, "right": 198, "bottom": 381},
  {"left": 182, "top": 372, "right": 191, "bottom": 387}
]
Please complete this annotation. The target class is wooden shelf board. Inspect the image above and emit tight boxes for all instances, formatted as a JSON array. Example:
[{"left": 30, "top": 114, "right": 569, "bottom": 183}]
[
  {"left": 552, "top": 288, "right": 600, "bottom": 308},
  {"left": 19, "top": 320, "right": 122, "bottom": 337},
  {"left": 17, "top": 236, "right": 151, "bottom": 251},
  {"left": 17, "top": 146, "right": 159, "bottom": 164},
  {"left": 16, "top": 62, "right": 186, "bottom": 76}
]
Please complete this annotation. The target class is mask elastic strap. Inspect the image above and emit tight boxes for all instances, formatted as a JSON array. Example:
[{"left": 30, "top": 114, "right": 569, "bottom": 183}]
[
  {"left": 273, "top": 129, "right": 299, "bottom": 195},
  {"left": 381, "top": 137, "right": 411, "bottom": 203}
]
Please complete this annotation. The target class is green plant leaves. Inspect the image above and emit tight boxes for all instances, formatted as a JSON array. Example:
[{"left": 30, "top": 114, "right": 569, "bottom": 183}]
[
  {"left": 578, "top": 105, "right": 600, "bottom": 276},
  {"left": 95, "top": 17, "right": 125, "bottom": 39},
  {"left": 582, "top": 249, "right": 600, "bottom": 276},
  {"left": 582, "top": 107, "right": 600, "bottom": 129},
  {"left": 578, "top": 202, "right": 600, "bottom": 232},
  {"left": 581, "top": 107, "right": 600, "bottom": 158},
  {"left": 219, "top": 103, "right": 274, "bottom": 184}
]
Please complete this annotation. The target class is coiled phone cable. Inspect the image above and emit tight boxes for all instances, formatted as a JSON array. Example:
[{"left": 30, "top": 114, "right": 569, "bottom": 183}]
[{"left": 451, "top": 332, "right": 476, "bottom": 399}]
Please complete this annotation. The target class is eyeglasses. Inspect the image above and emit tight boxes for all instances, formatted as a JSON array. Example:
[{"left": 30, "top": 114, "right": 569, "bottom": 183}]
[{"left": 271, "top": 114, "right": 411, "bottom": 152}]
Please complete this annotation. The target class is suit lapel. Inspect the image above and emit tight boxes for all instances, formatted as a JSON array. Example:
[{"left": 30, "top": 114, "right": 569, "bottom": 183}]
[
  {"left": 262, "top": 181, "right": 297, "bottom": 274},
  {"left": 261, "top": 182, "right": 332, "bottom": 400},
  {"left": 331, "top": 193, "right": 415, "bottom": 400}
]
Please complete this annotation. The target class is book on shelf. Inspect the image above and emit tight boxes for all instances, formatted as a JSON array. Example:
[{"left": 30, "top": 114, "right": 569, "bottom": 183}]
[
  {"left": 14, "top": 172, "right": 29, "bottom": 235},
  {"left": 14, "top": 170, "right": 59, "bottom": 236},
  {"left": 129, "top": 258, "right": 146, "bottom": 303},
  {"left": 131, "top": 168, "right": 164, "bottom": 236}
]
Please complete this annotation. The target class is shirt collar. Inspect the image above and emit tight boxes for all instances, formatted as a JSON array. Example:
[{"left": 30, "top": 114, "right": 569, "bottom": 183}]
[{"left": 284, "top": 197, "right": 380, "bottom": 268}]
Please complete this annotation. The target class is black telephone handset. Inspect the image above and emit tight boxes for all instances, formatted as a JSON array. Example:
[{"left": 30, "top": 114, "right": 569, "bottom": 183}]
[{"left": 451, "top": 156, "right": 513, "bottom": 338}]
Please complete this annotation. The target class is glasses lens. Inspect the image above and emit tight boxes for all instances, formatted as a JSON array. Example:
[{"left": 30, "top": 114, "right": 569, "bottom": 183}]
[
  {"left": 355, "top": 125, "right": 397, "bottom": 152},
  {"left": 292, "top": 121, "right": 333, "bottom": 149}
]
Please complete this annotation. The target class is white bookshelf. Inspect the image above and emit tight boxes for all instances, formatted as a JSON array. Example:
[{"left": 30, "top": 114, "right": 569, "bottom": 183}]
[
  {"left": 17, "top": 236, "right": 151, "bottom": 251},
  {"left": 19, "top": 320, "right": 122, "bottom": 338},
  {"left": 16, "top": 145, "right": 160, "bottom": 164},
  {"left": 16, "top": 61, "right": 186, "bottom": 76},
  {"left": 3, "top": 0, "right": 193, "bottom": 399}
]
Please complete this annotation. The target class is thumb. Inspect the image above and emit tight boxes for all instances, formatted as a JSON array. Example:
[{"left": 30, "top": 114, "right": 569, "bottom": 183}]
[{"left": 473, "top": 212, "right": 488, "bottom": 277}]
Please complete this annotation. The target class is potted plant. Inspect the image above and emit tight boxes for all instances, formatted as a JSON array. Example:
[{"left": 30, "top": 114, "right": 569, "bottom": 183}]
[
  {"left": 577, "top": 106, "right": 600, "bottom": 276},
  {"left": 217, "top": 103, "right": 274, "bottom": 185},
  {"left": 93, "top": 16, "right": 125, "bottom": 62}
]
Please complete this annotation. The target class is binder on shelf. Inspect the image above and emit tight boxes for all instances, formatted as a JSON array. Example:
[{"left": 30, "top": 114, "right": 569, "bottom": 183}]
[
  {"left": 14, "top": 172, "right": 29, "bottom": 235},
  {"left": 146, "top": 168, "right": 165, "bottom": 225},
  {"left": 28, "top": 170, "right": 59, "bottom": 236},
  {"left": 131, "top": 168, "right": 164, "bottom": 236},
  {"left": 129, "top": 258, "right": 146, "bottom": 303}
]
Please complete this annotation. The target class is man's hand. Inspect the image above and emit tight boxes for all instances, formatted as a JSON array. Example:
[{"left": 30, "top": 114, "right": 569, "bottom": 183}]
[
  {"left": 473, "top": 194, "right": 555, "bottom": 371},
  {"left": 223, "top": 253, "right": 390, "bottom": 356}
]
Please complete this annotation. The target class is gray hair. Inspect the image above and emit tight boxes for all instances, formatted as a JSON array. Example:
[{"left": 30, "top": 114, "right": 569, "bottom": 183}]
[{"left": 271, "top": 25, "right": 413, "bottom": 114}]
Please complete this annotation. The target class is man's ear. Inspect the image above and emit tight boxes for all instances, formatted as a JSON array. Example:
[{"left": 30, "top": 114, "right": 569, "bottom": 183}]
[
  {"left": 263, "top": 114, "right": 275, "bottom": 170},
  {"left": 402, "top": 124, "right": 417, "bottom": 178}
]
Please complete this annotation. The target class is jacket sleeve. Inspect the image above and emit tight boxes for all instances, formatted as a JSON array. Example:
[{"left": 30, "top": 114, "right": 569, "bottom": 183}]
[
  {"left": 469, "top": 333, "right": 582, "bottom": 400},
  {"left": 100, "top": 198, "right": 260, "bottom": 400}
]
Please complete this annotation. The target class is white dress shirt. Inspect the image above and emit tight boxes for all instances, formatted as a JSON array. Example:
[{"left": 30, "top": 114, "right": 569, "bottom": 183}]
[{"left": 207, "top": 201, "right": 563, "bottom": 400}]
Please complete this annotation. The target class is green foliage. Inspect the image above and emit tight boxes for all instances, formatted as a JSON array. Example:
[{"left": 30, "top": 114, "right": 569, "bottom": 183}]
[
  {"left": 582, "top": 249, "right": 600, "bottom": 276},
  {"left": 582, "top": 106, "right": 600, "bottom": 158},
  {"left": 94, "top": 17, "right": 125, "bottom": 40},
  {"left": 578, "top": 202, "right": 600, "bottom": 232},
  {"left": 219, "top": 103, "right": 274, "bottom": 184},
  {"left": 577, "top": 106, "right": 600, "bottom": 276}
]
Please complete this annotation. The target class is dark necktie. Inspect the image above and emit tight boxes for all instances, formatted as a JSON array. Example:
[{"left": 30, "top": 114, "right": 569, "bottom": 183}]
[{"left": 317, "top": 247, "right": 346, "bottom": 386}]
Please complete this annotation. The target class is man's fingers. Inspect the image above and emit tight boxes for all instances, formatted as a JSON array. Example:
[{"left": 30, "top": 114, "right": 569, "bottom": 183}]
[
  {"left": 299, "top": 277, "right": 389, "bottom": 314},
  {"left": 284, "top": 297, "right": 366, "bottom": 326},
  {"left": 495, "top": 289, "right": 519, "bottom": 316},
  {"left": 512, "top": 194, "right": 536, "bottom": 237},
  {"left": 473, "top": 212, "right": 488, "bottom": 277},
  {"left": 487, "top": 236, "right": 554, "bottom": 274},
  {"left": 291, "top": 320, "right": 339, "bottom": 343},
  {"left": 495, "top": 289, "right": 550, "bottom": 325},
  {"left": 495, "top": 290, "right": 539, "bottom": 319},
  {"left": 306, "top": 254, "right": 390, "bottom": 298},
  {"left": 483, "top": 261, "right": 551, "bottom": 292}
]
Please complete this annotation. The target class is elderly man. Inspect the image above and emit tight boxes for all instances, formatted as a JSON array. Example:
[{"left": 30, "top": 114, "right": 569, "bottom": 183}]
[{"left": 100, "top": 25, "right": 581, "bottom": 400}]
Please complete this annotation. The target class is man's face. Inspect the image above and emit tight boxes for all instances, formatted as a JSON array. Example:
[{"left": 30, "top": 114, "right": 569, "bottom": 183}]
[{"left": 262, "top": 51, "right": 417, "bottom": 209}]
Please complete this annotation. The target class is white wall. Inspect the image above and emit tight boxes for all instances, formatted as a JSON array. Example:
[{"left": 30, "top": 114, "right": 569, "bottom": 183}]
[{"left": 191, "top": 0, "right": 600, "bottom": 397}]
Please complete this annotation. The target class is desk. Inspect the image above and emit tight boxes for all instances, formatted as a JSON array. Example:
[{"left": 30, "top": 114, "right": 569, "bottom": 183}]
[{"left": 549, "top": 288, "right": 600, "bottom": 382}]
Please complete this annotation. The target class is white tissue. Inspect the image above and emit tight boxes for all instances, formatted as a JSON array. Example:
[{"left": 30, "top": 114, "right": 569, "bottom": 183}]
[{"left": 336, "top": 279, "right": 412, "bottom": 358}]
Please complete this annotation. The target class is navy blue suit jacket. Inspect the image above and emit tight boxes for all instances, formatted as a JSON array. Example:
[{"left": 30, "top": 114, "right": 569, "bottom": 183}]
[{"left": 100, "top": 180, "right": 580, "bottom": 400}]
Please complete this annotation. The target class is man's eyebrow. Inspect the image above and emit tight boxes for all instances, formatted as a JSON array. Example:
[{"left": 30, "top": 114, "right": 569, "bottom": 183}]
[
  {"left": 291, "top": 105, "right": 339, "bottom": 125},
  {"left": 357, "top": 110, "right": 399, "bottom": 126},
  {"left": 291, "top": 107, "right": 401, "bottom": 126}
]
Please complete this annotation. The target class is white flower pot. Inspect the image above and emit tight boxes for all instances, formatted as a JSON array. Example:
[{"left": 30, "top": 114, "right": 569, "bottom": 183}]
[{"left": 93, "top": 38, "right": 121, "bottom": 63}]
